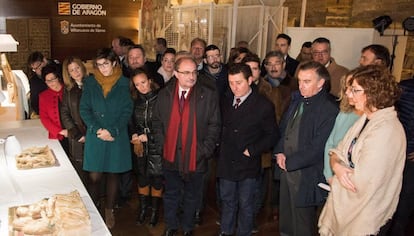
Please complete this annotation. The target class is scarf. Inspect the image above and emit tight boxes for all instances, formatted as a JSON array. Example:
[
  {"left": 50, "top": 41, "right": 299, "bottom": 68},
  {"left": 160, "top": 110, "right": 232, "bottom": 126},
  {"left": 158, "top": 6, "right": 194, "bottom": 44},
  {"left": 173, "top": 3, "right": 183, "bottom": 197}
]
[
  {"left": 94, "top": 66, "right": 122, "bottom": 97},
  {"left": 163, "top": 83, "right": 197, "bottom": 174}
]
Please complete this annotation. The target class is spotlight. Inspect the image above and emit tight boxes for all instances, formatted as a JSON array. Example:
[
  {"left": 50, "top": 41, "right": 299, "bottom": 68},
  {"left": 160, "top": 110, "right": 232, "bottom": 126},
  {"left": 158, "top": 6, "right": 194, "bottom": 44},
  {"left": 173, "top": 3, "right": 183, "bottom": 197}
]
[
  {"left": 372, "top": 15, "right": 392, "bottom": 36},
  {"left": 403, "top": 16, "right": 414, "bottom": 32}
]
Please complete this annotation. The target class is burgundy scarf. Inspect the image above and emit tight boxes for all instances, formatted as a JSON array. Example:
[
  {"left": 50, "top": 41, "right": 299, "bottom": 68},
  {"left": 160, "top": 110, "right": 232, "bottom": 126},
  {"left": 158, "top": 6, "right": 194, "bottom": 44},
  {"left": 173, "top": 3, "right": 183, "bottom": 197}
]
[{"left": 163, "top": 83, "right": 197, "bottom": 173}]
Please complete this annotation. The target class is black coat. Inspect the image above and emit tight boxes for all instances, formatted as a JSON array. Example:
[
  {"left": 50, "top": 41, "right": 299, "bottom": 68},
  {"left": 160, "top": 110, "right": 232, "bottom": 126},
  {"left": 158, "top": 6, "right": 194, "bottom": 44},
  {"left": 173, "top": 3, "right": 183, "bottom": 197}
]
[
  {"left": 216, "top": 90, "right": 279, "bottom": 181},
  {"left": 123, "top": 62, "right": 165, "bottom": 88},
  {"left": 199, "top": 63, "right": 230, "bottom": 98},
  {"left": 274, "top": 89, "right": 338, "bottom": 207},
  {"left": 396, "top": 78, "right": 414, "bottom": 155},
  {"left": 129, "top": 90, "right": 162, "bottom": 176},
  {"left": 61, "top": 86, "right": 86, "bottom": 141},
  {"left": 61, "top": 85, "right": 86, "bottom": 161},
  {"left": 29, "top": 75, "right": 48, "bottom": 115},
  {"left": 285, "top": 54, "right": 299, "bottom": 78},
  {"left": 152, "top": 77, "right": 221, "bottom": 173}
]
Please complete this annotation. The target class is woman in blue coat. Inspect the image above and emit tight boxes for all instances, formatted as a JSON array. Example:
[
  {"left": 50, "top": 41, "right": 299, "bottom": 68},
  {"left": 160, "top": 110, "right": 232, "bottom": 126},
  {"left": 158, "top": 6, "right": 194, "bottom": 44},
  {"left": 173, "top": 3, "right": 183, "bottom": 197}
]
[{"left": 80, "top": 48, "right": 133, "bottom": 229}]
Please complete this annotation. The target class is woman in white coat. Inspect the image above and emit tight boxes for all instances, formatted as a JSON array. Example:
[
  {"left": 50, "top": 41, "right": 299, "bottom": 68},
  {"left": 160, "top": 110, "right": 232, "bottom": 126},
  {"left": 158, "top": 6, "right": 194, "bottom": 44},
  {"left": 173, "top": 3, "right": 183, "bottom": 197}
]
[{"left": 319, "top": 65, "right": 406, "bottom": 236}]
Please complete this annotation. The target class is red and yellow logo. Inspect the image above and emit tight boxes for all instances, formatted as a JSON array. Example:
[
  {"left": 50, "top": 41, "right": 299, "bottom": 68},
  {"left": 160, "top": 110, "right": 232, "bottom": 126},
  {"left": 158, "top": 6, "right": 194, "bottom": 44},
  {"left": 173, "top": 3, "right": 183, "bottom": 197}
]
[{"left": 58, "top": 2, "right": 71, "bottom": 15}]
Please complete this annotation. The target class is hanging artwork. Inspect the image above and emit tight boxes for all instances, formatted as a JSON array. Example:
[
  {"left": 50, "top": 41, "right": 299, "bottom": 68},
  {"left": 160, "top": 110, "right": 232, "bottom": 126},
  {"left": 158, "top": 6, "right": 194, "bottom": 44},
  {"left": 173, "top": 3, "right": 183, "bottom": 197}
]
[{"left": 140, "top": 0, "right": 169, "bottom": 61}]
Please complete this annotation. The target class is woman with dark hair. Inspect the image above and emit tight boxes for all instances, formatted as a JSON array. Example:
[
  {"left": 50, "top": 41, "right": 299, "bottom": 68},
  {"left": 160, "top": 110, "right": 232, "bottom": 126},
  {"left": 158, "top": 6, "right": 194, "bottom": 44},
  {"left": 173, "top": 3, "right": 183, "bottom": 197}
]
[
  {"left": 157, "top": 48, "right": 176, "bottom": 83},
  {"left": 39, "top": 64, "right": 68, "bottom": 153},
  {"left": 80, "top": 48, "right": 133, "bottom": 229},
  {"left": 129, "top": 68, "right": 163, "bottom": 227},
  {"left": 319, "top": 65, "right": 406, "bottom": 235},
  {"left": 227, "top": 47, "right": 250, "bottom": 68},
  {"left": 60, "top": 56, "right": 88, "bottom": 185}
]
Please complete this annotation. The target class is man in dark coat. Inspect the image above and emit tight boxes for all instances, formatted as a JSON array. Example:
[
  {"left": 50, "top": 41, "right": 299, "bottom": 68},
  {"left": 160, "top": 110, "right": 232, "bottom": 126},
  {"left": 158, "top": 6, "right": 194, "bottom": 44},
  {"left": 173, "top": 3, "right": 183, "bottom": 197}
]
[
  {"left": 275, "top": 33, "right": 299, "bottom": 78},
  {"left": 199, "top": 44, "right": 230, "bottom": 98},
  {"left": 27, "top": 51, "right": 61, "bottom": 118},
  {"left": 153, "top": 56, "right": 221, "bottom": 236},
  {"left": 216, "top": 63, "right": 279, "bottom": 236},
  {"left": 274, "top": 61, "right": 338, "bottom": 236},
  {"left": 125, "top": 44, "right": 165, "bottom": 88},
  {"left": 388, "top": 77, "right": 414, "bottom": 235}
]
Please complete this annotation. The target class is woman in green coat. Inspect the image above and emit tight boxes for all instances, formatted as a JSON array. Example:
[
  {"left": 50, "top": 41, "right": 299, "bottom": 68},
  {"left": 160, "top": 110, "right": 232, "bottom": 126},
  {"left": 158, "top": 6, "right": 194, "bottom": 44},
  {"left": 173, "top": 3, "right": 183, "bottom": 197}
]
[{"left": 80, "top": 48, "right": 133, "bottom": 229}]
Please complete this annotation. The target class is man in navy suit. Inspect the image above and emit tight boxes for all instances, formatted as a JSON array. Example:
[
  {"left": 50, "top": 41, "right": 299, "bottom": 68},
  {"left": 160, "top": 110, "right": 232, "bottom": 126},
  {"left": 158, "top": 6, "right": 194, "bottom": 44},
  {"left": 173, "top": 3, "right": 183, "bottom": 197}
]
[
  {"left": 216, "top": 63, "right": 279, "bottom": 236},
  {"left": 275, "top": 33, "right": 299, "bottom": 78}
]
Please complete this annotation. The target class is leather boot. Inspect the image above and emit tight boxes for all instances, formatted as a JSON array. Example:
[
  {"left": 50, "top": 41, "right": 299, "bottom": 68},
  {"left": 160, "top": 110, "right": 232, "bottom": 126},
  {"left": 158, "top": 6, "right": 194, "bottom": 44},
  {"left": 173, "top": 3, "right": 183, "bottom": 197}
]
[
  {"left": 136, "top": 195, "right": 149, "bottom": 225},
  {"left": 149, "top": 196, "right": 161, "bottom": 227}
]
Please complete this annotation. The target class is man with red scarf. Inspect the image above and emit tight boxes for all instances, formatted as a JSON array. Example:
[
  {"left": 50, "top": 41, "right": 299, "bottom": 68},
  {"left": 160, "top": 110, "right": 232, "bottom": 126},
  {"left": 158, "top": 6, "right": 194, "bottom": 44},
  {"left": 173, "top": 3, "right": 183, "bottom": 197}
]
[{"left": 153, "top": 56, "right": 221, "bottom": 236}]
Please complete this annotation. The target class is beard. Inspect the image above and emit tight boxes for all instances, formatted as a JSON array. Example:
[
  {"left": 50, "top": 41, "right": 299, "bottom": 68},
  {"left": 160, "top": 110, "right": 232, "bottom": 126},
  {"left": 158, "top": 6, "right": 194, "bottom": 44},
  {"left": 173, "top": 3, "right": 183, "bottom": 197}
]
[{"left": 209, "top": 62, "right": 220, "bottom": 69}]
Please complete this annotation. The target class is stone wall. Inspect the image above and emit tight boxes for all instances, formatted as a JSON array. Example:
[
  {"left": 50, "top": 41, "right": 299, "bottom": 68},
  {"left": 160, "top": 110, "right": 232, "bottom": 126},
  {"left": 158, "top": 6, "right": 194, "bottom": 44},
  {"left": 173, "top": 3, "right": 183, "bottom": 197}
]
[
  {"left": 6, "top": 19, "right": 51, "bottom": 73},
  {"left": 283, "top": 0, "right": 414, "bottom": 79}
]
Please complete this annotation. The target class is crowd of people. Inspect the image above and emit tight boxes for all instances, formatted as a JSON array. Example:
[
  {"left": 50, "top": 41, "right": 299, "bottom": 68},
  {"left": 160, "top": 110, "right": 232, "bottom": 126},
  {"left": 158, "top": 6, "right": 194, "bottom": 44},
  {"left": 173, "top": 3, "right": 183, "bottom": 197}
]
[{"left": 26, "top": 33, "right": 414, "bottom": 236}]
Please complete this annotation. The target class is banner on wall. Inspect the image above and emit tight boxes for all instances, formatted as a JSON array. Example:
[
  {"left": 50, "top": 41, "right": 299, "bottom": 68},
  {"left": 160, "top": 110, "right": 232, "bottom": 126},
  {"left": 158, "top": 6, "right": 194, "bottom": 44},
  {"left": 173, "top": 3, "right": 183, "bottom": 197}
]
[
  {"left": 57, "top": 2, "right": 108, "bottom": 35},
  {"left": 58, "top": 2, "right": 107, "bottom": 16}
]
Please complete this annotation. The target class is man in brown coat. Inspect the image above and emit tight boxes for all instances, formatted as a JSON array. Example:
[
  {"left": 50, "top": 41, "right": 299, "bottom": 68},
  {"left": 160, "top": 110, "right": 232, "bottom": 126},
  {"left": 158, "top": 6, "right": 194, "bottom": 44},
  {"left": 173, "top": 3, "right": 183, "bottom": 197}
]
[{"left": 311, "top": 37, "right": 348, "bottom": 98}]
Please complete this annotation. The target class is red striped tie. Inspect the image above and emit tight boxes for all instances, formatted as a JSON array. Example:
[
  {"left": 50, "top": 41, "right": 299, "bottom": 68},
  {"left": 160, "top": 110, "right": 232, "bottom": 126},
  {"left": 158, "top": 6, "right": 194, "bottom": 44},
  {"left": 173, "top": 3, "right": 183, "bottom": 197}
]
[{"left": 234, "top": 98, "right": 241, "bottom": 109}]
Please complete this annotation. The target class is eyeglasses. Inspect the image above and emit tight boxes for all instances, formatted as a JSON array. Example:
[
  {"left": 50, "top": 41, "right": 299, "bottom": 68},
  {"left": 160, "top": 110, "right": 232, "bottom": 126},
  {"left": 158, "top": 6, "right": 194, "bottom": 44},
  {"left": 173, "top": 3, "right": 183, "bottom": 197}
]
[
  {"left": 312, "top": 50, "right": 329, "bottom": 56},
  {"left": 177, "top": 70, "right": 198, "bottom": 76},
  {"left": 45, "top": 77, "right": 58, "bottom": 83},
  {"left": 96, "top": 61, "right": 111, "bottom": 68},
  {"left": 349, "top": 87, "right": 364, "bottom": 95}
]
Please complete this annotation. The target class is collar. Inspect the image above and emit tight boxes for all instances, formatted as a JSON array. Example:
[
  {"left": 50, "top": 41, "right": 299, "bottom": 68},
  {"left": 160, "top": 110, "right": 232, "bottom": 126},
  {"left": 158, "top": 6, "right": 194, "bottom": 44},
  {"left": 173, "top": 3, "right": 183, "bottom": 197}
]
[
  {"left": 233, "top": 88, "right": 252, "bottom": 106},
  {"left": 325, "top": 59, "right": 332, "bottom": 68},
  {"left": 265, "top": 71, "right": 287, "bottom": 87},
  {"left": 302, "top": 88, "right": 326, "bottom": 106},
  {"left": 197, "top": 62, "right": 203, "bottom": 71},
  {"left": 178, "top": 86, "right": 190, "bottom": 99}
]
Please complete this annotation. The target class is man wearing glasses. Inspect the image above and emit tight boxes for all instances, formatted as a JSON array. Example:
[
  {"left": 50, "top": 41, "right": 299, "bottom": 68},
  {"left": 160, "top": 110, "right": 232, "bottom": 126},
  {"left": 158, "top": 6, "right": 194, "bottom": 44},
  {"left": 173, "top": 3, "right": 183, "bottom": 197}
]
[
  {"left": 263, "top": 50, "right": 298, "bottom": 123},
  {"left": 27, "top": 51, "right": 61, "bottom": 118},
  {"left": 153, "top": 56, "right": 221, "bottom": 236},
  {"left": 311, "top": 37, "right": 348, "bottom": 98}
]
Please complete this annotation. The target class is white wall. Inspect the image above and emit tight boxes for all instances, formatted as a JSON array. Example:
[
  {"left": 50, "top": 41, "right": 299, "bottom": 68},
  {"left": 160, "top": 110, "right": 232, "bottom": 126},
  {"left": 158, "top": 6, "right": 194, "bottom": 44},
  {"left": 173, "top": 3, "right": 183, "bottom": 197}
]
[
  {"left": 285, "top": 27, "right": 408, "bottom": 80},
  {"left": 286, "top": 27, "right": 375, "bottom": 70}
]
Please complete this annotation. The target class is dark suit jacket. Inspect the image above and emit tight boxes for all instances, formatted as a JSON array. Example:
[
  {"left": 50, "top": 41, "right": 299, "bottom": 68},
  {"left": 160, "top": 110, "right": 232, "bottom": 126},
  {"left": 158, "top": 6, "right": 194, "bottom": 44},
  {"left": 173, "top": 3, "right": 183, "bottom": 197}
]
[
  {"left": 123, "top": 62, "right": 165, "bottom": 88},
  {"left": 29, "top": 75, "right": 48, "bottom": 115},
  {"left": 274, "top": 89, "right": 338, "bottom": 207},
  {"left": 216, "top": 89, "right": 279, "bottom": 181},
  {"left": 396, "top": 78, "right": 414, "bottom": 154},
  {"left": 152, "top": 77, "right": 221, "bottom": 173},
  {"left": 285, "top": 54, "right": 299, "bottom": 78},
  {"left": 199, "top": 63, "right": 230, "bottom": 98}
]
